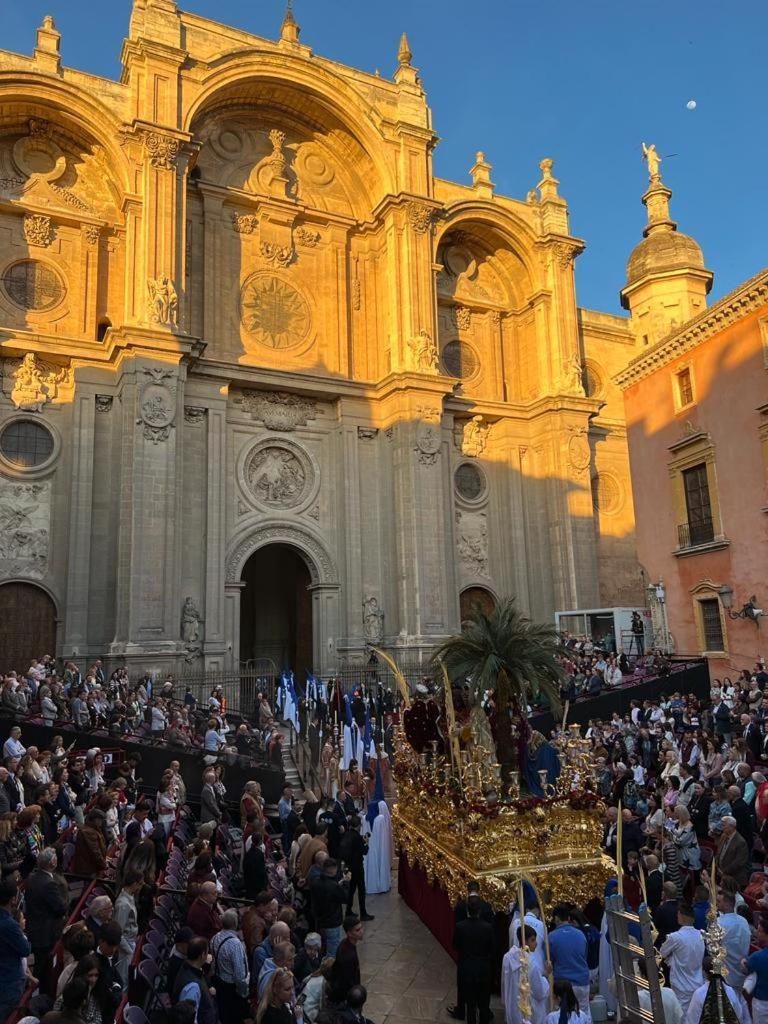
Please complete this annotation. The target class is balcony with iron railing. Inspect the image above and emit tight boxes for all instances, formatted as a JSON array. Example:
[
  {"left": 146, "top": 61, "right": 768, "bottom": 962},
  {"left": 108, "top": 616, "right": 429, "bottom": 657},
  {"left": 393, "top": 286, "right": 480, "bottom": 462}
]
[{"left": 675, "top": 514, "right": 729, "bottom": 555}]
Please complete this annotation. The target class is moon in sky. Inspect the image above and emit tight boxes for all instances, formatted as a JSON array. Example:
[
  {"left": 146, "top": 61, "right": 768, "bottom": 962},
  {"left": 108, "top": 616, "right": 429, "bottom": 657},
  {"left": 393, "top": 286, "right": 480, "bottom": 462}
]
[{"left": 686, "top": 100, "right": 697, "bottom": 110}]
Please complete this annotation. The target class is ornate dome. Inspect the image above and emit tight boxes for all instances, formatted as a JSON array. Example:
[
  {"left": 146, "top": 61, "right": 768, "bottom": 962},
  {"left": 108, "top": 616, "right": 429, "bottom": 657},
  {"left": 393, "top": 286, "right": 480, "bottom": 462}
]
[{"left": 626, "top": 228, "right": 705, "bottom": 286}]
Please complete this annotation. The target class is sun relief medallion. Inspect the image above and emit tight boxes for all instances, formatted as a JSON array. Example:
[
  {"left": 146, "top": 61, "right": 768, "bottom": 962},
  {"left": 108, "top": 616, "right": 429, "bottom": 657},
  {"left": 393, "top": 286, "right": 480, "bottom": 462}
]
[{"left": 240, "top": 274, "right": 311, "bottom": 351}]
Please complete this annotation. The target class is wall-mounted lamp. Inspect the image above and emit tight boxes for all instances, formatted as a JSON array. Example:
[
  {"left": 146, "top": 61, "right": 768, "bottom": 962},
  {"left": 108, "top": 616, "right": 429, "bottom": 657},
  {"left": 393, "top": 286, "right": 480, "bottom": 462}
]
[{"left": 718, "top": 585, "right": 763, "bottom": 621}]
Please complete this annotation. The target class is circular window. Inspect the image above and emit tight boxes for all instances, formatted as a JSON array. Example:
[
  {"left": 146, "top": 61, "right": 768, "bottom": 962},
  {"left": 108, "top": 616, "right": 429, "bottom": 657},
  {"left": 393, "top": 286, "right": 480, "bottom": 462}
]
[
  {"left": 591, "top": 472, "right": 621, "bottom": 515},
  {"left": 455, "top": 462, "right": 486, "bottom": 502},
  {"left": 0, "top": 420, "right": 54, "bottom": 468},
  {"left": 2, "top": 260, "right": 64, "bottom": 312},
  {"left": 442, "top": 340, "right": 479, "bottom": 379},
  {"left": 584, "top": 360, "right": 604, "bottom": 399}
]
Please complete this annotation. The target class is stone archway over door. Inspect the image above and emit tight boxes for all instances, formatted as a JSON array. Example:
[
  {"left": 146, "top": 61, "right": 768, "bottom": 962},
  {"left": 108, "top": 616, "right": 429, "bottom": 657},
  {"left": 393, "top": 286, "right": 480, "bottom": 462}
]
[
  {"left": 240, "top": 544, "right": 313, "bottom": 685},
  {"left": 0, "top": 582, "right": 56, "bottom": 674},
  {"left": 460, "top": 586, "right": 497, "bottom": 622}
]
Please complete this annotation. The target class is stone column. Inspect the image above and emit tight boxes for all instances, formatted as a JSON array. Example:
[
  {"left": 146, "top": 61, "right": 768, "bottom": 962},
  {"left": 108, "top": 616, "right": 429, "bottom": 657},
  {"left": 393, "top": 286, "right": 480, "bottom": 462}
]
[
  {"left": 311, "top": 584, "right": 341, "bottom": 676},
  {"left": 109, "top": 357, "right": 185, "bottom": 666},
  {"left": 62, "top": 386, "right": 96, "bottom": 658}
]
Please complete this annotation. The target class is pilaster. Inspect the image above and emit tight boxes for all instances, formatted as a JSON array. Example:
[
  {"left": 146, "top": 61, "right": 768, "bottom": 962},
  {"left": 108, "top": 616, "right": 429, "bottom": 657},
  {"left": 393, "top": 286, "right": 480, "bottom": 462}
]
[{"left": 62, "top": 386, "right": 97, "bottom": 657}]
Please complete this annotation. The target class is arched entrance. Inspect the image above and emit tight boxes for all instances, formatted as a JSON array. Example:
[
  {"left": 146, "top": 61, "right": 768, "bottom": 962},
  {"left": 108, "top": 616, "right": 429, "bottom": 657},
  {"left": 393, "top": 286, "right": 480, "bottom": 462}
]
[
  {"left": 0, "top": 582, "right": 56, "bottom": 674},
  {"left": 460, "top": 586, "right": 497, "bottom": 622},
  {"left": 240, "top": 545, "right": 313, "bottom": 684}
]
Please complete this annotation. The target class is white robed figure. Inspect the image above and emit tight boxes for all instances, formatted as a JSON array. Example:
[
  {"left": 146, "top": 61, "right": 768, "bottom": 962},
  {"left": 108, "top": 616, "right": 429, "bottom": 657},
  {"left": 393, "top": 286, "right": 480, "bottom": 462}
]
[
  {"left": 501, "top": 928, "right": 550, "bottom": 1024},
  {"left": 363, "top": 761, "right": 392, "bottom": 894}
]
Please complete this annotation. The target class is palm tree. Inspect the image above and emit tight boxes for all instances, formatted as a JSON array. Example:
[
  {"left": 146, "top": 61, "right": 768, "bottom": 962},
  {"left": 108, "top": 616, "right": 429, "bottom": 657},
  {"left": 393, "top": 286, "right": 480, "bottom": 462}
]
[{"left": 433, "top": 597, "right": 564, "bottom": 791}]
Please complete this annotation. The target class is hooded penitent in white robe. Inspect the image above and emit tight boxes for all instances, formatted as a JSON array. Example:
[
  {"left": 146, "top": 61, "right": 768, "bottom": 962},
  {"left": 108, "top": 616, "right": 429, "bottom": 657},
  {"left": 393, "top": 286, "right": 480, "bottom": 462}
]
[{"left": 363, "top": 801, "right": 392, "bottom": 894}]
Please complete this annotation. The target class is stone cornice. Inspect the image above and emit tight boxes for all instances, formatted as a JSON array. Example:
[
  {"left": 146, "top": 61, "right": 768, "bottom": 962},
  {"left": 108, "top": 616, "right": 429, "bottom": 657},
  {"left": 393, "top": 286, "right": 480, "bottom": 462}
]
[{"left": 614, "top": 267, "right": 768, "bottom": 390}]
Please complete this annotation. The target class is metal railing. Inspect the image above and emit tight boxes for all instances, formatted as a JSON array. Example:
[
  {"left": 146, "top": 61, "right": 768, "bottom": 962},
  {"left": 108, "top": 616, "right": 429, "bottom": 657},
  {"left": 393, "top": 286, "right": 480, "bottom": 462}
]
[
  {"left": 174, "top": 668, "right": 276, "bottom": 717},
  {"left": 677, "top": 518, "right": 715, "bottom": 549}
]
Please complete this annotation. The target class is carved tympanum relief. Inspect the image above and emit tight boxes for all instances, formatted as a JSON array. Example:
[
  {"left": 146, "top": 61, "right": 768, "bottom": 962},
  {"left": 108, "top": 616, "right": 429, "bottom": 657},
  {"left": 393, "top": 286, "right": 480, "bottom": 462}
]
[{"left": 0, "top": 479, "right": 50, "bottom": 579}]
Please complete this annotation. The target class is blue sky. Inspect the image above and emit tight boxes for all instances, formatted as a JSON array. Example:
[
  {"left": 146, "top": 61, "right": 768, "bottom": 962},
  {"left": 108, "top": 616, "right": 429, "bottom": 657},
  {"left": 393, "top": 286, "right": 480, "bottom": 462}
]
[{"left": 5, "top": 0, "right": 766, "bottom": 313}]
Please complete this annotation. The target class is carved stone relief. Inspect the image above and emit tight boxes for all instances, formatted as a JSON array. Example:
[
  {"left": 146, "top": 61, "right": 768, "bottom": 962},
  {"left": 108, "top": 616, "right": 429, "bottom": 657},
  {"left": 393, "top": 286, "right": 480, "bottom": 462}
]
[
  {"left": 23, "top": 214, "right": 54, "bottom": 248},
  {"left": 567, "top": 429, "right": 591, "bottom": 472},
  {"left": 95, "top": 395, "right": 113, "bottom": 413},
  {"left": 240, "top": 274, "right": 311, "bottom": 350},
  {"left": 137, "top": 368, "right": 176, "bottom": 444},
  {"left": 243, "top": 439, "right": 314, "bottom": 511},
  {"left": 0, "top": 479, "right": 50, "bottom": 579},
  {"left": 456, "top": 509, "right": 489, "bottom": 578},
  {"left": 6, "top": 353, "right": 71, "bottom": 411},
  {"left": 184, "top": 406, "right": 207, "bottom": 425},
  {"left": 147, "top": 275, "right": 178, "bottom": 327},
  {"left": 240, "top": 390, "right": 317, "bottom": 431},
  {"left": 81, "top": 224, "right": 101, "bottom": 247},
  {"left": 414, "top": 424, "right": 441, "bottom": 466},
  {"left": 357, "top": 427, "right": 378, "bottom": 440},
  {"left": 455, "top": 415, "right": 490, "bottom": 458},
  {"left": 363, "top": 596, "right": 384, "bottom": 641},
  {"left": 142, "top": 131, "right": 180, "bottom": 170},
  {"left": 260, "top": 240, "right": 294, "bottom": 268},
  {"left": 408, "top": 329, "right": 438, "bottom": 373},
  {"left": 407, "top": 201, "right": 434, "bottom": 233},
  {"left": 232, "top": 213, "right": 258, "bottom": 234},
  {"left": 295, "top": 226, "right": 320, "bottom": 247}
]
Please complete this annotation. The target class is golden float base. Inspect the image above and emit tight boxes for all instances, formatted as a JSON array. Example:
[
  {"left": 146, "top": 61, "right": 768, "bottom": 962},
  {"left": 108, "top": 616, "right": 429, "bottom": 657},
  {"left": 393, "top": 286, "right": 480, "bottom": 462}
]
[{"left": 393, "top": 796, "right": 616, "bottom": 912}]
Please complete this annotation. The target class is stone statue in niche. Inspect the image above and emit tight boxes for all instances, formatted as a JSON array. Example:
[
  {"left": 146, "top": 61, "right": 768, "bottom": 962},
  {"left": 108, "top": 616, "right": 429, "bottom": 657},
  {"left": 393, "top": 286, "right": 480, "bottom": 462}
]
[
  {"left": 181, "top": 596, "right": 202, "bottom": 644},
  {"left": 409, "top": 328, "right": 438, "bottom": 372},
  {"left": 566, "top": 352, "right": 585, "bottom": 395},
  {"left": 147, "top": 275, "right": 178, "bottom": 326},
  {"left": 459, "top": 415, "right": 490, "bottom": 458},
  {"left": 363, "top": 597, "right": 384, "bottom": 642}
]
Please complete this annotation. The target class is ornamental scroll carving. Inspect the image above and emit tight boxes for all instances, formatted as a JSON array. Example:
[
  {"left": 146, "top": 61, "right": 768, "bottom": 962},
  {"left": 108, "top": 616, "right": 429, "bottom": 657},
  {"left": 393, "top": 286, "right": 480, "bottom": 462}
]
[
  {"left": 295, "top": 226, "right": 320, "bottom": 247},
  {"left": 8, "top": 353, "right": 71, "bottom": 411},
  {"left": 240, "top": 390, "right": 317, "bottom": 432},
  {"left": 260, "top": 241, "right": 294, "bottom": 268},
  {"left": 23, "top": 214, "right": 54, "bottom": 248},
  {"left": 81, "top": 224, "right": 101, "bottom": 247},
  {"left": 0, "top": 480, "right": 50, "bottom": 580},
  {"left": 225, "top": 523, "right": 338, "bottom": 586},
  {"left": 142, "top": 131, "right": 180, "bottom": 170},
  {"left": 407, "top": 201, "right": 434, "bottom": 234},
  {"left": 232, "top": 213, "right": 258, "bottom": 234}
]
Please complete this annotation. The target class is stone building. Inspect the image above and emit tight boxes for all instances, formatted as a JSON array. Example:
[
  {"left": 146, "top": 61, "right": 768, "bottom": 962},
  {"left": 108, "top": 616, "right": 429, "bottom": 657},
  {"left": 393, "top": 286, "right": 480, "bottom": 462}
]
[
  {"left": 615, "top": 161, "right": 768, "bottom": 669},
  {"left": 0, "top": 1, "right": 645, "bottom": 677}
]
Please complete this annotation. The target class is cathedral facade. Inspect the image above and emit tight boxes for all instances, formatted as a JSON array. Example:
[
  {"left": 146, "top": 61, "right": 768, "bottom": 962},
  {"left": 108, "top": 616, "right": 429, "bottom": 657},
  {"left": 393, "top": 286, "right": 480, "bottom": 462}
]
[{"left": 0, "top": 1, "right": 644, "bottom": 677}]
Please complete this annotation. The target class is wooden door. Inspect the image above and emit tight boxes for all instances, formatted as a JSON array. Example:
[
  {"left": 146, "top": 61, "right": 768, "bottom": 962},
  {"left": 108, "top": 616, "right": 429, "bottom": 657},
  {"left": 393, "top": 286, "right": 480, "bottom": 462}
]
[{"left": 0, "top": 582, "right": 56, "bottom": 675}]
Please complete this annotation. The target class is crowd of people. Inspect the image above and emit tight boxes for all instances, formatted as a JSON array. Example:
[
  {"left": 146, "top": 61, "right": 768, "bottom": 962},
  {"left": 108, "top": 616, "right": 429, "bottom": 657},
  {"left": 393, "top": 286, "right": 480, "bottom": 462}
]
[
  {"left": 0, "top": 650, "right": 398, "bottom": 1024},
  {"left": 444, "top": 663, "right": 768, "bottom": 1024}
]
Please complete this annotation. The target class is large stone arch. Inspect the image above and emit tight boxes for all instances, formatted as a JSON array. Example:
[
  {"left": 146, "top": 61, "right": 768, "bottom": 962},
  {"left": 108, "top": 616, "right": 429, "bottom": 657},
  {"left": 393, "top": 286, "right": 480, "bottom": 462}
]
[
  {"left": 436, "top": 200, "right": 541, "bottom": 294},
  {"left": 184, "top": 54, "right": 396, "bottom": 203},
  {"left": 0, "top": 72, "right": 132, "bottom": 196},
  {"left": 225, "top": 520, "right": 339, "bottom": 586}
]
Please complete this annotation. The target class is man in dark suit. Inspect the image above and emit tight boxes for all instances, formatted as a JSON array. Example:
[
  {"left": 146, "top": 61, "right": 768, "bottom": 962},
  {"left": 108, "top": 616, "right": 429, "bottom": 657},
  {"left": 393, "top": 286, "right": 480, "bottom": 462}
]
[
  {"left": 25, "top": 848, "right": 69, "bottom": 994},
  {"left": 727, "top": 785, "right": 754, "bottom": 850},
  {"left": 652, "top": 881, "right": 680, "bottom": 947},
  {"left": 339, "top": 816, "right": 373, "bottom": 922},
  {"left": 452, "top": 896, "right": 494, "bottom": 1024},
  {"left": 329, "top": 915, "right": 363, "bottom": 1003},
  {"left": 713, "top": 699, "right": 733, "bottom": 745},
  {"left": 742, "top": 713, "right": 763, "bottom": 761},
  {"left": 2, "top": 758, "right": 23, "bottom": 813},
  {"left": 94, "top": 919, "right": 124, "bottom": 1024},
  {"left": 454, "top": 880, "right": 494, "bottom": 925},
  {"left": 338, "top": 780, "right": 357, "bottom": 819},
  {"left": 447, "top": 881, "right": 495, "bottom": 1021},
  {"left": 643, "top": 854, "right": 664, "bottom": 912}
]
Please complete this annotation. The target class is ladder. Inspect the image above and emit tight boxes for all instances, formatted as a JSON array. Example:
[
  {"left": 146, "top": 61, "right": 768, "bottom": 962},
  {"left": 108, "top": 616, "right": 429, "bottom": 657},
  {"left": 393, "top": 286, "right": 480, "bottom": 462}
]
[{"left": 604, "top": 894, "right": 666, "bottom": 1023}]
